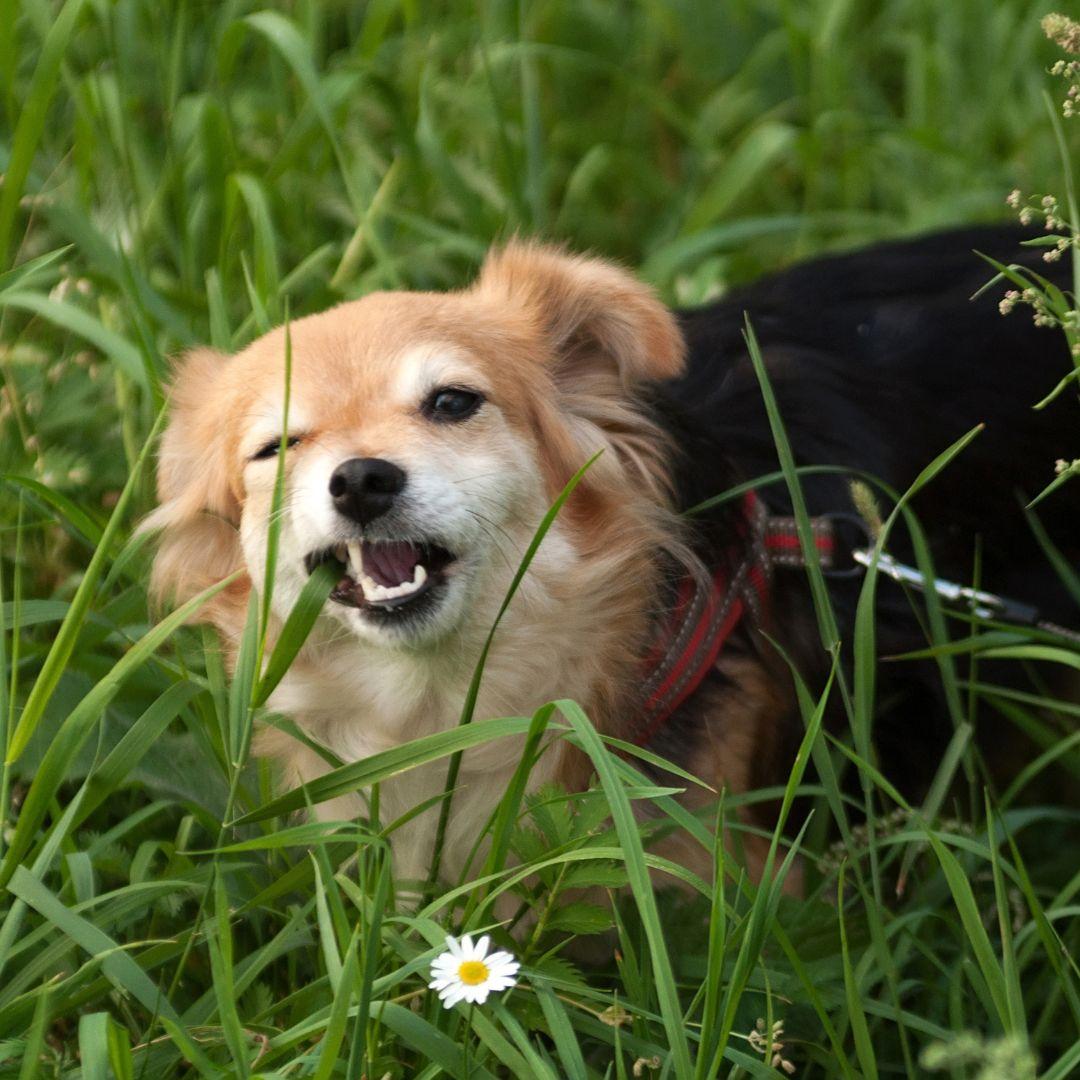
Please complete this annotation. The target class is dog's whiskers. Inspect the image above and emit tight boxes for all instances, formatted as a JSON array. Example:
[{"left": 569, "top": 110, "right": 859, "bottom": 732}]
[
  {"left": 450, "top": 472, "right": 504, "bottom": 485},
  {"left": 462, "top": 510, "right": 522, "bottom": 574},
  {"left": 458, "top": 489, "right": 532, "bottom": 530}
]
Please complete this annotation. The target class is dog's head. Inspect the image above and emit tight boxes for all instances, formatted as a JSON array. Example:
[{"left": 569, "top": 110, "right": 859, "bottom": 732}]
[{"left": 148, "top": 243, "right": 685, "bottom": 647}]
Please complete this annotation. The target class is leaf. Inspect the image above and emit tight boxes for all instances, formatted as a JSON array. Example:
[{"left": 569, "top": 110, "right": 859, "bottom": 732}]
[
  {"left": 838, "top": 864, "right": 879, "bottom": 1080},
  {"left": 0, "top": 290, "right": 151, "bottom": 389},
  {"left": 378, "top": 1001, "right": 497, "bottom": 1079},
  {"left": 252, "top": 560, "right": 338, "bottom": 706},
  {"left": 534, "top": 981, "right": 588, "bottom": 1080},
  {"left": 7, "top": 866, "right": 180, "bottom": 1022},
  {"left": 6, "top": 406, "right": 168, "bottom": 766},
  {"left": 208, "top": 874, "right": 249, "bottom": 1075},
  {"left": 191, "top": 821, "right": 382, "bottom": 855},
  {"left": 0, "top": 0, "right": 86, "bottom": 268},
  {"left": 560, "top": 863, "right": 629, "bottom": 890},
  {"left": 543, "top": 901, "right": 614, "bottom": 936},
  {"left": 925, "top": 832, "right": 1011, "bottom": 1028},
  {"left": 0, "top": 245, "right": 71, "bottom": 297},
  {"left": 0, "top": 574, "right": 240, "bottom": 886},
  {"left": 232, "top": 715, "right": 540, "bottom": 825},
  {"left": 981, "top": 644, "right": 1080, "bottom": 671},
  {"left": 1, "top": 473, "right": 105, "bottom": 548},
  {"left": 684, "top": 122, "right": 796, "bottom": 231},
  {"left": 554, "top": 700, "right": 694, "bottom": 1078},
  {"left": 78, "top": 1013, "right": 115, "bottom": 1080},
  {"left": 312, "top": 924, "right": 361, "bottom": 1080}
]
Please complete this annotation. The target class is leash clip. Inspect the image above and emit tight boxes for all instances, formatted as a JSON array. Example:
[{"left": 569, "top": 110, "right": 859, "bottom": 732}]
[{"left": 851, "top": 549, "right": 1039, "bottom": 624}]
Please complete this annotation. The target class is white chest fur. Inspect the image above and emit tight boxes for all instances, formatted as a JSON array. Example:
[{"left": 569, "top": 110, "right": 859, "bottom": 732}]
[{"left": 264, "top": 605, "right": 592, "bottom": 887}]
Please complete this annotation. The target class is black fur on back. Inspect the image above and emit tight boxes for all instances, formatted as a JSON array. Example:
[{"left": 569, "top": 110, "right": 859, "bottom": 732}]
[{"left": 651, "top": 226, "right": 1080, "bottom": 798}]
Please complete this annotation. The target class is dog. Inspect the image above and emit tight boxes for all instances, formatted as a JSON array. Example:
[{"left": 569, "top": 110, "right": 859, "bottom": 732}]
[{"left": 148, "top": 226, "right": 1078, "bottom": 891}]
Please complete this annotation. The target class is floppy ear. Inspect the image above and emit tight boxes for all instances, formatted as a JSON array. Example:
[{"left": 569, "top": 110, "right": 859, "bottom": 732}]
[
  {"left": 143, "top": 347, "right": 247, "bottom": 617},
  {"left": 474, "top": 243, "right": 685, "bottom": 513},
  {"left": 475, "top": 241, "right": 686, "bottom": 388}
]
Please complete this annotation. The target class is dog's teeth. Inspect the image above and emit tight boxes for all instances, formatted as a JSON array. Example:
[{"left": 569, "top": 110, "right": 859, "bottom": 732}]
[
  {"left": 358, "top": 570, "right": 383, "bottom": 598},
  {"left": 334, "top": 544, "right": 347, "bottom": 562},
  {"left": 357, "top": 561, "right": 429, "bottom": 603},
  {"left": 347, "top": 541, "right": 362, "bottom": 573}
]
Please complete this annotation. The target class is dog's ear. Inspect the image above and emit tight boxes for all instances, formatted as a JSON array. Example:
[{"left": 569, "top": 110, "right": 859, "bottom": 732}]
[
  {"left": 143, "top": 347, "right": 246, "bottom": 615},
  {"left": 475, "top": 242, "right": 685, "bottom": 512},
  {"left": 475, "top": 241, "right": 685, "bottom": 388}
]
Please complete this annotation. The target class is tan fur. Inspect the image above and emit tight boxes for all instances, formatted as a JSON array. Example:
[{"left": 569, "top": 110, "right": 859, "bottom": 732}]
[
  {"left": 662, "top": 650, "right": 801, "bottom": 892},
  {"left": 148, "top": 241, "right": 781, "bottom": 892}
]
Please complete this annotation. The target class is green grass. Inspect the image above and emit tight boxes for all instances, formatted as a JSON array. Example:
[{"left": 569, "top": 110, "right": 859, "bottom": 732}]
[{"left": 2, "top": 1, "right": 1080, "bottom": 1076}]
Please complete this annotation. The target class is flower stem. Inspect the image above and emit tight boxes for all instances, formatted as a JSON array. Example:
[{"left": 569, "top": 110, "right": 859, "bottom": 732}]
[{"left": 464, "top": 1003, "right": 474, "bottom": 1078}]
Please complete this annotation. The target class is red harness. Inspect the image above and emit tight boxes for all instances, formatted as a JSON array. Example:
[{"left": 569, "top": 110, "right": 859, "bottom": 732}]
[{"left": 633, "top": 492, "right": 836, "bottom": 747}]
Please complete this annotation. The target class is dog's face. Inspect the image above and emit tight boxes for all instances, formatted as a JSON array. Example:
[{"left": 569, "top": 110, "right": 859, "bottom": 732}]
[
  {"left": 236, "top": 315, "right": 551, "bottom": 646},
  {"left": 150, "top": 244, "right": 686, "bottom": 647}
]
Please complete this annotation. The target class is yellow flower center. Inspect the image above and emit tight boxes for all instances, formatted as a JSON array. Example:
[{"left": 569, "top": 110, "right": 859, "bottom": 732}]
[{"left": 457, "top": 960, "right": 490, "bottom": 986}]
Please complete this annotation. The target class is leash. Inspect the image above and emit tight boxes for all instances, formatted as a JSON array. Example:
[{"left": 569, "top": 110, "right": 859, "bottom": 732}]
[
  {"left": 852, "top": 548, "right": 1080, "bottom": 645},
  {"left": 633, "top": 493, "right": 1080, "bottom": 746}
]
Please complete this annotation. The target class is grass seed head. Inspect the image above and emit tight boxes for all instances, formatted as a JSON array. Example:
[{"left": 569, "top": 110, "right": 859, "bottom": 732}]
[{"left": 1043, "top": 13, "right": 1080, "bottom": 55}]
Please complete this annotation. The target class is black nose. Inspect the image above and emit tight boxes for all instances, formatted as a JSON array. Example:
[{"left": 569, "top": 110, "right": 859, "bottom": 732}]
[{"left": 328, "top": 457, "right": 407, "bottom": 526}]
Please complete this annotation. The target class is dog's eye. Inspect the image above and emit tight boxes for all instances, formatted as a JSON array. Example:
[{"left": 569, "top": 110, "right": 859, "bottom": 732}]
[
  {"left": 251, "top": 435, "right": 301, "bottom": 461},
  {"left": 425, "top": 387, "right": 483, "bottom": 423}
]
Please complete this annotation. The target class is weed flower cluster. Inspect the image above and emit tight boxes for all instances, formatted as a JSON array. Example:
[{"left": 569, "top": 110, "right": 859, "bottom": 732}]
[
  {"left": 991, "top": 8, "right": 1080, "bottom": 505},
  {"left": 996, "top": 14, "right": 1080, "bottom": 355},
  {"left": 813, "top": 807, "right": 977, "bottom": 875},
  {"left": 996, "top": 283, "right": 1067, "bottom": 326},
  {"left": 1044, "top": 12, "right": 1080, "bottom": 119},
  {"left": 743, "top": 1018, "right": 797, "bottom": 1075},
  {"left": 1043, "top": 13, "right": 1080, "bottom": 57}
]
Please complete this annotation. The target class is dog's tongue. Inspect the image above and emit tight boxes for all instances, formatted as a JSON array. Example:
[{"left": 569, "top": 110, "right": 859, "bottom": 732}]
[{"left": 361, "top": 541, "right": 422, "bottom": 588}]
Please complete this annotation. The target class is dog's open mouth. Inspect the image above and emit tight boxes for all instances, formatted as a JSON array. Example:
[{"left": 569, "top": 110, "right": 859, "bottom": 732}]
[{"left": 305, "top": 540, "right": 457, "bottom": 614}]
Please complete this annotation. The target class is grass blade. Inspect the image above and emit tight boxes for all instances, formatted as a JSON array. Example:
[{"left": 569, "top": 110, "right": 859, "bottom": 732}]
[
  {"left": 0, "top": 572, "right": 240, "bottom": 886},
  {"left": 6, "top": 405, "right": 168, "bottom": 765},
  {"left": 554, "top": 699, "right": 694, "bottom": 1078},
  {"left": 0, "top": 0, "right": 85, "bottom": 269},
  {"left": 7, "top": 865, "right": 180, "bottom": 1022}
]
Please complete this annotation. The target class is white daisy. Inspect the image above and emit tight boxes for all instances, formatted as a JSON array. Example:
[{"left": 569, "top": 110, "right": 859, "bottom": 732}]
[{"left": 428, "top": 934, "right": 520, "bottom": 1008}]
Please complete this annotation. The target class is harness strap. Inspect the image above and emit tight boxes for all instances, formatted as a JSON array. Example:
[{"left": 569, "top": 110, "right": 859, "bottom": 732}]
[
  {"left": 633, "top": 490, "right": 1080, "bottom": 747},
  {"left": 633, "top": 493, "right": 836, "bottom": 747},
  {"left": 763, "top": 513, "right": 836, "bottom": 570}
]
